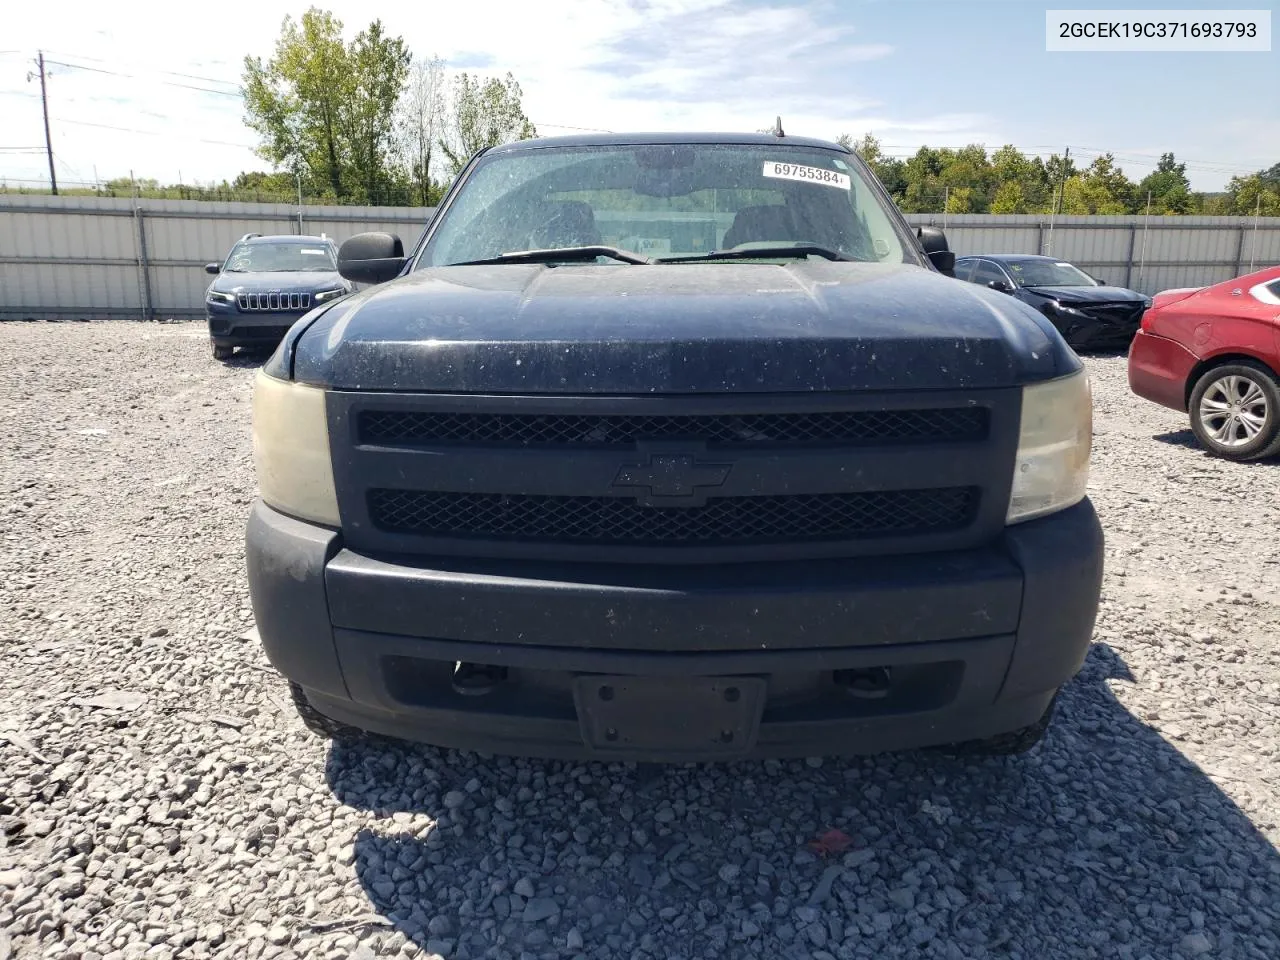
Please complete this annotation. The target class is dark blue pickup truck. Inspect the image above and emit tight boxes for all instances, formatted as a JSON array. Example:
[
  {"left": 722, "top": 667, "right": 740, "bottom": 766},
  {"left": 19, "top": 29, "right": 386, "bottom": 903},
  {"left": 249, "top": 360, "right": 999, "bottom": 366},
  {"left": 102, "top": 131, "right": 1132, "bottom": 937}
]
[{"left": 245, "top": 132, "right": 1103, "bottom": 762}]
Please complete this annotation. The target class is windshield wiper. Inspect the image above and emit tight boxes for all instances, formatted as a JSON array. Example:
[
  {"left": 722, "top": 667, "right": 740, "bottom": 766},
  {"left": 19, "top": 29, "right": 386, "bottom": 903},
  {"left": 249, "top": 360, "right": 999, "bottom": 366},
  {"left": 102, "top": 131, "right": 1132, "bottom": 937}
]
[
  {"left": 452, "top": 246, "right": 651, "bottom": 266},
  {"left": 657, "top": 244, "right": 856, "bottom": 263}
]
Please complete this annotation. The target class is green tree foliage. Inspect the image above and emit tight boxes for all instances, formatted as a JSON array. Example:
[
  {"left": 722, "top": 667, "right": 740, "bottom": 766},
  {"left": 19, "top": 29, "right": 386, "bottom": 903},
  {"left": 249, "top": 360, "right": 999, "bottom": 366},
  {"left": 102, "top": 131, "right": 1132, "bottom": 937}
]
[
  {"left": 1058, "top": 155, "right": 1133, "bottom": 215},
  {"left": 441, "top": 72, "right": 537, "bottom": 175},
  {"left": 842, "top": 134, "right": 907, "bottom": 197},
  {"left": 989, "top": 181, "right": 1028, "bottom": 214},
  {"left": 242, "top": 8, "right": 410, "bottom": 204},
  {"left": 1224, "top": 173, "right": 1280, "bottom": 216},
  {"left": 1136, "top": 153, "right": 1193, "bottom": 214}
]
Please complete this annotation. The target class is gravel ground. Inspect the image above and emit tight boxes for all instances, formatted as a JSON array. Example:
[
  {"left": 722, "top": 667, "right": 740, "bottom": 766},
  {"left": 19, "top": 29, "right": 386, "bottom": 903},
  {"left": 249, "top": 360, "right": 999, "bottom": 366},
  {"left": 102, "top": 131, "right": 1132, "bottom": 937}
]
[{"left": 2, "top": 321, "right": 1278, "bottom": 960}]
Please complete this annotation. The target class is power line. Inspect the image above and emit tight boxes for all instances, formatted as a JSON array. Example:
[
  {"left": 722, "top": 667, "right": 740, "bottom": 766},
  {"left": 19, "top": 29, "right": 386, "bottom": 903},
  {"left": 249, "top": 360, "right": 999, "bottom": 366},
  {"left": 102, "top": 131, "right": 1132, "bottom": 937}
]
[
  {"left": 42, "top": 48, "right": 241, "bottom": 87},
  {"left": 48, "top": 116, "right": 256, "bottom": 149},
  {"left": 43, "top": 58, "right": 242, "bottom": 98}
]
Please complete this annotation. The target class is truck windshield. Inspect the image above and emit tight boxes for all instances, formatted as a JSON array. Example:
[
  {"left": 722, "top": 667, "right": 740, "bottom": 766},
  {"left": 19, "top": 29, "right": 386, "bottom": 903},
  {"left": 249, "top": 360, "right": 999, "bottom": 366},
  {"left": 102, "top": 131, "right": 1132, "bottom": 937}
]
[
  {"left": 418, "top": 143, "right": 912, "bottom": 267},
  {"left": 224, "top": 242, "right": 337, "bottom": 273}
]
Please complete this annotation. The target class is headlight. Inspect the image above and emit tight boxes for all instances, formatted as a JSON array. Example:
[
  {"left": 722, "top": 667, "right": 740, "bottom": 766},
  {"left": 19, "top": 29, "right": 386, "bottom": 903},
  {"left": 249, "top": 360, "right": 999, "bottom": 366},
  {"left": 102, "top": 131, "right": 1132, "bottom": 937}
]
[
  {"left": 1142, "top": 298, "right": 1153, "bottom": 310},
  {"left": 1007, "top": 370, "right": 1092, "bottom": 524},
  {"left": 1049, "top": 301, "right": 1089, "bottom": 319},
  {"left": 206, "top": 290, "right": 236, "bottom": 304},
  {"left": 251, "top": 370, "right": 339, "bottom": 526},
  {"left": 313, "top": 286, "right": 349, "bottom": 303}
]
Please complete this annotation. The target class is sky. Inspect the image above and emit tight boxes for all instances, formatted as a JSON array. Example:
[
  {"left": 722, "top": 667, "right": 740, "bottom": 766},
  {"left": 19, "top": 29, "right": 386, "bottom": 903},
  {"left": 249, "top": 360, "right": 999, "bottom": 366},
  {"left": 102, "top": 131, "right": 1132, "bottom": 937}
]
[{"left": 1, "top": 0, "right": 1276, "bottom": 193}]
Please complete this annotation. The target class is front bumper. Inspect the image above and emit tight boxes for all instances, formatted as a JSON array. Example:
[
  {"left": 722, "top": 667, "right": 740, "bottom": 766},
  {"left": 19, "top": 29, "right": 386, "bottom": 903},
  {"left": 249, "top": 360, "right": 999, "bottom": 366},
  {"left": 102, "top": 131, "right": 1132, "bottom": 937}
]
[
  {"left": 246, "top": 499, "right": 1104, "bottom": 760},
  {"left": 1047, "top": 309, "right": 1142, "bottom": 350},
  {"left": 207, "top": 309, "right": 309, "bottom": 347}
]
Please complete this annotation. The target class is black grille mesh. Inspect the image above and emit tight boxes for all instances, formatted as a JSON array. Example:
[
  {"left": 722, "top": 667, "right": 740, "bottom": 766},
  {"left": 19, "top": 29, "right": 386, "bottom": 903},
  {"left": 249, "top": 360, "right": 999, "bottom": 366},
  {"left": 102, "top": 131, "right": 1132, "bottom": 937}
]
[
  {"left": 358, "top": 408, "right": 988, "bottom": 448},
  {"left": 368, "top": 487, "right": 978, "bottom": 545}
]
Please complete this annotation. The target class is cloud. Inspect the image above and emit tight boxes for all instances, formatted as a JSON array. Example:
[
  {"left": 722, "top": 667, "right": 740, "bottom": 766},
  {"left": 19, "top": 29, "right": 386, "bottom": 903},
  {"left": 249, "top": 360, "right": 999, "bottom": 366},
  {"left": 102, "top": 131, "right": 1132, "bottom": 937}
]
[{"left": 1, "top": 0, "right": 976, "bottom": 186}]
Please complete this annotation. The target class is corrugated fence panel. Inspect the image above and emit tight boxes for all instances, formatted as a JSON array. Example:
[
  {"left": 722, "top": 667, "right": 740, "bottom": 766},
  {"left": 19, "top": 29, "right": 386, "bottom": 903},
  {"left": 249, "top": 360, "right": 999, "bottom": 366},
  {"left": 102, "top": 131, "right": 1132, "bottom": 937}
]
[{"left": 3, "top": 197, "right": 1278, "bottom": 317}]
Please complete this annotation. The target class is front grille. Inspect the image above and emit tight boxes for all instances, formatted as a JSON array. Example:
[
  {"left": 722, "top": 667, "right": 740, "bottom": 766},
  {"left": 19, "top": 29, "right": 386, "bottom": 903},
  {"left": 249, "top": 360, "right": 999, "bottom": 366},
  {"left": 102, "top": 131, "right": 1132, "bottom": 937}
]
[
  {"left": 359, "top": 408, "right": 989, "bottom": 448},
  {"left": 368, "top": 487, "right": 979, "bottom": 545},
  {"left": 238, "top": 292, "right": 311, "bottom": 312},
  {"left": 1072, "top": 302, "right": 1144, "bottom": 325}
]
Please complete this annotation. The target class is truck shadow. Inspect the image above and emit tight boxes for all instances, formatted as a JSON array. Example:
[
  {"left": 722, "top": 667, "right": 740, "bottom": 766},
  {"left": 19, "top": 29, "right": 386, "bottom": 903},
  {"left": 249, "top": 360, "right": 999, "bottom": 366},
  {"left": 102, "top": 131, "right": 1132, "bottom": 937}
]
[{"left": 324, "top": 643, "right": 1279, "bottom": 958}]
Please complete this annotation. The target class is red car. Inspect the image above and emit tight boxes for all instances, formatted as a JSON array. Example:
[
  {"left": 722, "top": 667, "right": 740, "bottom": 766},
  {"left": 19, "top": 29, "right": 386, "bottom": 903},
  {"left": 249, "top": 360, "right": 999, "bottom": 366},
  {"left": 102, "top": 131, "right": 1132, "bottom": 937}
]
[{"left": 1129, "top": 265, "right": 1280, "bottom": 460}]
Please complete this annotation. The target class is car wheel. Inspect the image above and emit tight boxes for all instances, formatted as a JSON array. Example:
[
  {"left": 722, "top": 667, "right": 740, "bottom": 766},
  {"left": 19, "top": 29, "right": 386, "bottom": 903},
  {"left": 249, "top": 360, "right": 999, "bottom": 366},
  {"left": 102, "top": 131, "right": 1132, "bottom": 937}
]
[
  {"left": 288, "top": 682, "right": 362, "bottom": 741},
  {"left": 939, "top": 691, "right": 1058, "bottom": 757},
  {"left": 212, "top": 342, "right": 234, "bottom": 361},
  {"left": 1188, "top": 362, "right": 1280, "bottom": 461}
]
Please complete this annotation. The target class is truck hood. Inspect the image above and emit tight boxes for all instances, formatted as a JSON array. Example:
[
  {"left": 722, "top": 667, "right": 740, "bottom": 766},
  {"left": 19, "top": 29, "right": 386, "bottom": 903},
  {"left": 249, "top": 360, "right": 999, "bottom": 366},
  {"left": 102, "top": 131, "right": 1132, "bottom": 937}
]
[{"left": 291, "top": 260, "right": 1077, "bottom": 393}]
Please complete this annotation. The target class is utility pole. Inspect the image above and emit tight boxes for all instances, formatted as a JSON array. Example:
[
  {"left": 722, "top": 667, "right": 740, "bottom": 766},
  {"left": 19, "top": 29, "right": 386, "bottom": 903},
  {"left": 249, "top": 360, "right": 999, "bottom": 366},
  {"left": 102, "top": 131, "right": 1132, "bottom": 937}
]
[
  {"left": 35, "top": 51, "right": 57, "bottom": 195},
  {"left": 1249, "top": 192, "right": 1262, "bottom": 272},
  {"left": 1045, "top": 146, "right": 1069, "bottom": 256}
]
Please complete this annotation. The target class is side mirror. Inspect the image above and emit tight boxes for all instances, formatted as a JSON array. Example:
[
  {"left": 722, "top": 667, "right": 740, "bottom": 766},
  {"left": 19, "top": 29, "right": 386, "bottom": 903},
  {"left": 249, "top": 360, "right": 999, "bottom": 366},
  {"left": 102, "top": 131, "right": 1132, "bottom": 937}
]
[
  {"left": 338, "top": 232, "right": 406, "bottom": 285},
  {"left": 988, "top": 279, "right": 1012, "bottom": 293},
  {"left": 916, "top": 226, "right": 956, "bottom": 276},
  {"left": 205, "top": 263, "right": 220, "bottom": 275}
]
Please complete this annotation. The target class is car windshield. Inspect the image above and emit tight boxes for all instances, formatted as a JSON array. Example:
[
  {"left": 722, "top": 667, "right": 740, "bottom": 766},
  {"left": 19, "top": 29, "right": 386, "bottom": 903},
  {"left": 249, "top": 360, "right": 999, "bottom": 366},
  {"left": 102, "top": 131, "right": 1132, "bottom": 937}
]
[
  {"left": 418, "top": 143, "right": 913, "bottom": 267},
  {"left": 1007, "top": 260, "right": 1096, "bottom": 287},
  {"left": 224, "top": 241, "right": 336, "bottom": 273}
]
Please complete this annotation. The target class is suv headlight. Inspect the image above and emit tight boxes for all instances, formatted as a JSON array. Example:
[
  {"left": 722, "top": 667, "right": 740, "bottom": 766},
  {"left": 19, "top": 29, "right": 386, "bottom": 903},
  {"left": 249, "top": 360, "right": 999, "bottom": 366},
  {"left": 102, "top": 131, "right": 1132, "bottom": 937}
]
[
  {"left": 251, "top": 370, "right": 339, "bottom": 526},
  {"left": 207, "top": 290, "right": 236, "bottom": 304},
  {"left": 1006, "top": 369, "right": 1092, "bottom": 524},
  {"left": 314, "top": 286, "right": 350, "bottom": 303}
]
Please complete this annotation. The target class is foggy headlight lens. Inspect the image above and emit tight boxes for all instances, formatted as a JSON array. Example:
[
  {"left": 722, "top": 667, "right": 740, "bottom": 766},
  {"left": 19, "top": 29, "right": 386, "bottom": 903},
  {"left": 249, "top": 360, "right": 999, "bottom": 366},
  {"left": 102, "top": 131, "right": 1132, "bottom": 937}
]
[
  {"left": 1007, "top": 370, "right": 1092, "bottom": 524},
  {"left": 251, "top": 370, "right": 339, "bottom": 526}
]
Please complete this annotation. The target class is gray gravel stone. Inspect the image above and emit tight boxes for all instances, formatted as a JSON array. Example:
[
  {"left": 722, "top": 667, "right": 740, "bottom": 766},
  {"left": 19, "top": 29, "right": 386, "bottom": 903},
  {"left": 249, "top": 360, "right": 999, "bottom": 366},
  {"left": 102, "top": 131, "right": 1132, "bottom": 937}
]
[
  {"left": 1, "top": 331, "right": 1277, "bottom": 960},
  {"left": 521, "top": 898, "right": 559, "bottom": 923}
]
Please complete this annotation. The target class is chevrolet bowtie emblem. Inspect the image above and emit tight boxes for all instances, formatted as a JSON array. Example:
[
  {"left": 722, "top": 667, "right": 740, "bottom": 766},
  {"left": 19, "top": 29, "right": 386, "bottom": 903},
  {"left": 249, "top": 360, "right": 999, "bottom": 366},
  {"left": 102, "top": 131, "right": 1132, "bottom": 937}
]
[{"left": 612, "top": 454, "right": 732, "bottom": 499}]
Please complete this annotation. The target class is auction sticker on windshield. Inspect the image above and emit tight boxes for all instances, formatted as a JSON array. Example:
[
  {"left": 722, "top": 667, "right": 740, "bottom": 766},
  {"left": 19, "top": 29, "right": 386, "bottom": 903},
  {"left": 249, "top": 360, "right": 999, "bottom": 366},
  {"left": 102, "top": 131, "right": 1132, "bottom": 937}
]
[{"left": 763, "top": 161, "right": 850, "bottom": 190}]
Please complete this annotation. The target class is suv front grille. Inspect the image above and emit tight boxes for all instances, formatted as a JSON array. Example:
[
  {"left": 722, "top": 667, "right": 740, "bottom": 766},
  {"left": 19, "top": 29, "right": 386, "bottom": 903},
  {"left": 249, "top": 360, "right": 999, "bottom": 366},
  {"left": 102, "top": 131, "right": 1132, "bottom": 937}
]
[
  {"left": 367, "top": 487, "right": 979, "bottom": 545},
  {"left": 358, "top": 408, "right": 989, "bottom": 448},
  {"left": 238, "top": 292, "right": 311, "bottom": 312}
]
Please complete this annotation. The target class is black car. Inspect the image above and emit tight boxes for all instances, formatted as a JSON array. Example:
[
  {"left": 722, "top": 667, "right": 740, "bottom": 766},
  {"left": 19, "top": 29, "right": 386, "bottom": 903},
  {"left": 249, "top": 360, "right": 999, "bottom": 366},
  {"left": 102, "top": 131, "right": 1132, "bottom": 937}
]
[
  {"left": 203, "top": 234, "right": 350, "bottom": 360},
  {"left": 246, "top": 132, "right": 1103, "bottom": 762},
  {"left": 955, "top": 254, "right": 1151, "bottom": 349}
]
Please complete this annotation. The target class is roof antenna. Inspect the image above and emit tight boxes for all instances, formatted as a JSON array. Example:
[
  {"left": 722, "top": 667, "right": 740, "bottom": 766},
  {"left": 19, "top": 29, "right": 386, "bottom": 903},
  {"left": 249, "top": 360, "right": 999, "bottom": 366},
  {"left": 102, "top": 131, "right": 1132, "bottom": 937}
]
[{"left": 773, "top": 116, "right": 785, "bottom": 138}]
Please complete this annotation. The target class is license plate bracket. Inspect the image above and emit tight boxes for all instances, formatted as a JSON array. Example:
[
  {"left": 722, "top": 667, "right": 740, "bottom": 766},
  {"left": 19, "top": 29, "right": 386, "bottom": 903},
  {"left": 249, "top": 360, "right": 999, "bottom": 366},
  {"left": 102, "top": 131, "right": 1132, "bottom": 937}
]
[{"left": 573, "top": 675, "right": 765, "bottom": 757}]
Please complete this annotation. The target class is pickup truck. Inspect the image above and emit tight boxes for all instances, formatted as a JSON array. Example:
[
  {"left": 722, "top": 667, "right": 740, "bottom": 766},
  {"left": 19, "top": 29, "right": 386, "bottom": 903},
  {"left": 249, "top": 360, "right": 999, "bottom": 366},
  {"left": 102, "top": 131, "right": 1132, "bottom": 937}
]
[{"left": 246, "top": 132, "right": 1103, "bottom": 761}]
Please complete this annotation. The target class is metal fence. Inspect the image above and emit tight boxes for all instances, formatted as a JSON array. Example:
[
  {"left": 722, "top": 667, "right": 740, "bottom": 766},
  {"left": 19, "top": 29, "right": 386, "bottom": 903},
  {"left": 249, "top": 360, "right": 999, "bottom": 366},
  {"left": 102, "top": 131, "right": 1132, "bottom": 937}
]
[
  {"left": 0, "top": 195, "right": 433, "bottom": 321},
  {"left": 1, "top": 195, "right": 1278, "bottom": 320}
]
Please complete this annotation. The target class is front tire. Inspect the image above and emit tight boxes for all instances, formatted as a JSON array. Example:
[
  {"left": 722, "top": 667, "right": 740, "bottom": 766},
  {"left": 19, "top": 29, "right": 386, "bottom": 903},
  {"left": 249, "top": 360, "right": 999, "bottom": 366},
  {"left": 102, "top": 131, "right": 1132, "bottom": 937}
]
[
  {"left": 1188, "top": 362, "right": 1280, "bottom": 461},
  {"left": 212, "top": 342, "right": 234, "bottom": 361}
]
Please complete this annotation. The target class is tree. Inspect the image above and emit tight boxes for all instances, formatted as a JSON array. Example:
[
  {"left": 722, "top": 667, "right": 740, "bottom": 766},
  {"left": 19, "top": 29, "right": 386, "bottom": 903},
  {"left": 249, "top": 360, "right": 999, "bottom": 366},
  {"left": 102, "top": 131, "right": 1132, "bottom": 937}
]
[
  {"left": 1136, "top": 152, "right": 1192, "bottom": 214},
  {"left": 243, "top": 9, "right": 350, "bottom": 198},
  {"left": 242, "top": 8, "right": 410, "bottom": 203},
  {"left": 1224, "top": 173, "right": 1280, "bottom": 216},
  {"left": 440, "top": 72, "right": 536, "bottom": 175},
  {"left": 839, "top": 133, "right": 907, "bottom": 199},
  {"left": 989, "top": 181, "right": 1028, "bottom": 214},
  {"left": 341, "top": 20, "right": 410, "bottom": 203},
  {"left": 398, "top": 56, "right": 447, "bottom": 206},
  {"left": 1057, "top": 155, "right": 1134, "bottom": 214},
  {"left": 945, "top": 186, "right": 975, "bottom": 213}
]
